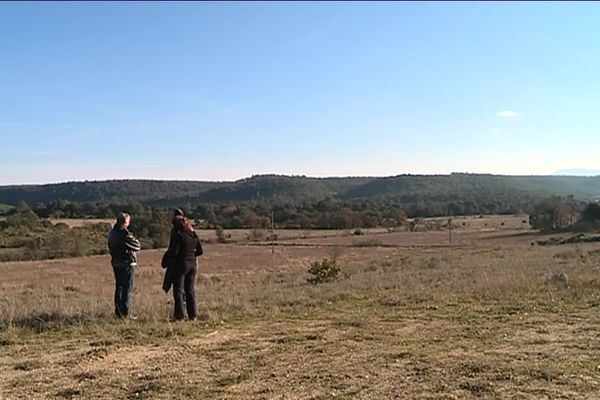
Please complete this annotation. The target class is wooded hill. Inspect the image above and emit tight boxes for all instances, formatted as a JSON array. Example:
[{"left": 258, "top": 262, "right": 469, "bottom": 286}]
[{"left": 1, "top": 174, "right": 599, "bottom": 207}]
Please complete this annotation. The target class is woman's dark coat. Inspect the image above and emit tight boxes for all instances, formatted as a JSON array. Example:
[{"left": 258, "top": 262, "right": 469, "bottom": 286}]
[{"left": 162, "top": 228, "right": 203, "bottom": 292}]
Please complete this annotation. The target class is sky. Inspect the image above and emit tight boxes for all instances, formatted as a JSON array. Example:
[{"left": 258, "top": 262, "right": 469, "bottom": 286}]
[{"left": 1, "top": 2, "right": 600, "bottom": 184}]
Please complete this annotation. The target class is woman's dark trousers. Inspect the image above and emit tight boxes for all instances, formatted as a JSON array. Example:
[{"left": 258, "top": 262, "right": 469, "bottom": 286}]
[{"left": 172, "top": 263, "right": 197, "bottom": 320}]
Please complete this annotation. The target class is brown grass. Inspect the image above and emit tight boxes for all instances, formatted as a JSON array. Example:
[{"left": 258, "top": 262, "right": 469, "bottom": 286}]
[
  {"left": 49, "top": 218, "right": 114, "bottom": 228},
  {"left": 2, "top": 216, "right": 600, "bottom": 399}
]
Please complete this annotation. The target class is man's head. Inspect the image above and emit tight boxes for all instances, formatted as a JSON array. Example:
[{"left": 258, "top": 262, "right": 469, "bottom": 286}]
[
  {"left": 172, "top": 208, "right": 184, "bottom": 218},
  {"left": 116, "top": 212, "right": 131, "bottom": 228}
]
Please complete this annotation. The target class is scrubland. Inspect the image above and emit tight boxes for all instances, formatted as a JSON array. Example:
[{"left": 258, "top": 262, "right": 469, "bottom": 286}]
[{"left": 1, "top": 216, "right": 599, "bottom": 399}]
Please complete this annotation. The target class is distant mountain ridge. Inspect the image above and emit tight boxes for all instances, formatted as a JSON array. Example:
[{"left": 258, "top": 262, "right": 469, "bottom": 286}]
[
  {"left": 552, "top": 168, "right": 600, "bottom": 176},
  {"left": 1, "top": 173, "right": 600, "bottom": 207}
]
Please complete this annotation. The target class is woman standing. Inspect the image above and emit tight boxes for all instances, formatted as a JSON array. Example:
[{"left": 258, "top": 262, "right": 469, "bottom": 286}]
[{"left": 166, "top": 213, "right": 203, "bottom": 320}]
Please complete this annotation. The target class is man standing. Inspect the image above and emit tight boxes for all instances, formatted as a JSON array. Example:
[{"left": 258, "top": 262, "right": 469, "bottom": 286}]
[{"left": 107, "top": 212, "right": 141, "bottom": 318}]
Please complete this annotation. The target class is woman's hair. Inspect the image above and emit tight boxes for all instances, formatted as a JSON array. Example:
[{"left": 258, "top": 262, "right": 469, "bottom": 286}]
[{"left": 172, "top": 215, "right": 194, "bottom": 232}]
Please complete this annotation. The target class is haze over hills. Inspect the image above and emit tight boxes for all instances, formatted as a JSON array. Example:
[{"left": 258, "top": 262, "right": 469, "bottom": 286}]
[
  {"left": 1, "top": 173, "right": 600, "bottom": 208},
  {"left": 552, "top": 168, "right": 600, "bottom": 176}
]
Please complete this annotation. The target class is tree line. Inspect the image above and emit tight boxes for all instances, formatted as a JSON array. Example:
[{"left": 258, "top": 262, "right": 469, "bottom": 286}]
[
  {"left": 8, "top": 196, "right": 531, "bottom": 230},
  {"left": 2, "top": 196, "right": 599, "bottom": 262}
]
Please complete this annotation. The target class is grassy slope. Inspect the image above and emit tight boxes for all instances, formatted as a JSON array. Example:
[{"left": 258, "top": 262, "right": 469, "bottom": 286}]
[{"left": 1, "top": 222, "right": 600, "bottom": 399}]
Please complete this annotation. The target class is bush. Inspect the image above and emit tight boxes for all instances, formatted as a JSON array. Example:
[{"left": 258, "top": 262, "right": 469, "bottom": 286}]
[
  {"left": 215, "top": 226, "right": 227, "bottom": 243},
  {"left": 355, "top": 238, "right": 383, "bottom": 247},
  {"left": 246, "top": 228, "right": 265, "bottom": 242},
  {"left": 580, "top": 202, "right": 600, "bottom": 227},
  {"left": 353, "top": 228, "right": 364, "bottom": 236},
  {"left": 307, "top": 257, "right": 341, "bottom": 284}
]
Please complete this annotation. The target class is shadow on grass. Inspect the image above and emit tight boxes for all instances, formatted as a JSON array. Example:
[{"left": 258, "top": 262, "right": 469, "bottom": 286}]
[
  {"left": 480, "top": 231, "right": 545, "bottom": 241},
  {"left": 2, "top": 312, "right": 93, "bottom": 332}
]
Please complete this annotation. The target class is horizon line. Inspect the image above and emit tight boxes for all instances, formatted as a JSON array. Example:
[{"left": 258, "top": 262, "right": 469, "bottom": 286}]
[{"left": 2, "top": 171, "right": 600, "bottom": 187}]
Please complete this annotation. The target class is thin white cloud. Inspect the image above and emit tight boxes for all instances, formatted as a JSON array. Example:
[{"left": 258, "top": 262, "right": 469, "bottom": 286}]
[{"left": 496, "top": 110, "right": 521, "bottom": 118}]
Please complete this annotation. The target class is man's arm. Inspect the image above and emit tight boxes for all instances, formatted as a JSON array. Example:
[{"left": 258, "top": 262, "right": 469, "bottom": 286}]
[{"left": 125, "top": 232, "right": 141, "bottom": 252}]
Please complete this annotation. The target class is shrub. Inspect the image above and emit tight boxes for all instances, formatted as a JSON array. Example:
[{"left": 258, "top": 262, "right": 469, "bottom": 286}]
[
  {"left": 355, "top": 238, "right": 383, "bottom": 247},
  {"left": 581, "top": 202, "right": 600, "bottom": 223},
  {"left": 215, "top": 226, "right": 227, "bottom": 243},
  {"left": 353, "top": 228, "right": 364, "bottom": 236},
  {"left": 307, "top": 257, "right": 341, "bottom": 284},
  {"left": 572, "top": 220, "right": 600, "bottom": 233},
  {"left": 424, "top": 257, "right": 439, "bottom": 269},
  {"left": 246, "top": 228, "right": 265, "bottom": 242}
]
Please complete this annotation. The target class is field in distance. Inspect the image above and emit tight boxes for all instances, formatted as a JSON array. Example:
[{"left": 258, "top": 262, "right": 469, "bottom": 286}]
[
  {"left": 48, "top": 213, "right": 531, "bottom": 244},
  {"left": 48, "top": 218, "right": 114, "bottom": 228},
  {"left": 1, "top": 215, "right": 600, "bottom": 399}
]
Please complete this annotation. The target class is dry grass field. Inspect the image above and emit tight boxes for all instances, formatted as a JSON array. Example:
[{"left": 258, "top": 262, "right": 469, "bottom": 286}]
[
  {"left": 48, "top": 218, "right": 114, "bottom": 228},
  {"left": 2, "top": 215, "right": 600, "bottom": 399}
]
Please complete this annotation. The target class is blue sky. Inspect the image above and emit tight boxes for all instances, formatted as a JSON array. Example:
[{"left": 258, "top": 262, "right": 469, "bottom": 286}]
[{"left": 1, "top": 2, "right": 599, "bottom": 184}]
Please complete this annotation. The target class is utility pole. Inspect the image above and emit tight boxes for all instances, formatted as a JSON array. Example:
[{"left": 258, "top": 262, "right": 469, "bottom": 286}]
[
  {"left": 448, "top": 207, "right": 453, "bottom": 245},
  {"left": 271, "top": 209, "right": 275, "bottom": 254}
]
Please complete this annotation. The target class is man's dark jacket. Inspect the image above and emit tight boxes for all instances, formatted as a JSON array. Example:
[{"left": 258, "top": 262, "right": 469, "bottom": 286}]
[{"left": 108, "top": 224, "right": 141, "bottom": 267}]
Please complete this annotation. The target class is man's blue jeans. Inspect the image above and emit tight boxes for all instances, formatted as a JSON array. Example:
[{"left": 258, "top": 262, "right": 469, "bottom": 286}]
[{"left": 112, "top": 264, "right": 134, "bottom": 318}]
